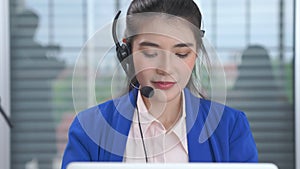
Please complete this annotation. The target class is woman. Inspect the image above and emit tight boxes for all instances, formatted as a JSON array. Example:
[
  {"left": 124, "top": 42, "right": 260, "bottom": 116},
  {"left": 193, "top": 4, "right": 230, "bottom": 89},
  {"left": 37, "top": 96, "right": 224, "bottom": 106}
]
[{"left": 62, "top": 0, "right": 258, "bottom": 168}]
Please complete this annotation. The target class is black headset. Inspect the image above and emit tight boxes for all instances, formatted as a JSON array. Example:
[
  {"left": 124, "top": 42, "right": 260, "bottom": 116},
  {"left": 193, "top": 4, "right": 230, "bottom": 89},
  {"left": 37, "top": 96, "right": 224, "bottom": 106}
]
[{"left": 112, "top": 11, "right": 131, "bottom": 64}]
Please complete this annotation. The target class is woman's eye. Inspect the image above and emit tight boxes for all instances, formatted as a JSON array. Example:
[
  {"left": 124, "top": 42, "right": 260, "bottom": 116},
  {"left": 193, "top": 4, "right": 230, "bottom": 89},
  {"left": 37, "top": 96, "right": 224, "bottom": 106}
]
[
  {"left": 176, "top": 52, "right": 190, "bottom": 58},
  {"left": 142, "top": 50, "right": 158, "bottom": 58}
]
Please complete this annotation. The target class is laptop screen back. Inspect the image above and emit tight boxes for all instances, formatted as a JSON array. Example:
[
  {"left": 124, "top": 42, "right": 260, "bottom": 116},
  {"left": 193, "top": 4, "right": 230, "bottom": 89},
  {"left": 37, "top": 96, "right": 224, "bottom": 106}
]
[{"left": 67, "top": 162, "right": 278, "bottom": 169}]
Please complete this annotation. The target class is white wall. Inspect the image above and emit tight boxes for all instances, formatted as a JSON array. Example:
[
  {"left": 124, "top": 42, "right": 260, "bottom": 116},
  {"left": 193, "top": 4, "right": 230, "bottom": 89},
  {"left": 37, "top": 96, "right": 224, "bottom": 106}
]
[{"left": 0, "top": 0, "right": 11, "bottom": 168}]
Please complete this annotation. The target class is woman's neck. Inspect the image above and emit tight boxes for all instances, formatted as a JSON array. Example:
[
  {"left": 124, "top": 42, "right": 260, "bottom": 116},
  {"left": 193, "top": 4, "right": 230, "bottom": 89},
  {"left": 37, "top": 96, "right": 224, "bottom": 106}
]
[{"left": 142, "top": 93, "right": 183, "bottom": 130}]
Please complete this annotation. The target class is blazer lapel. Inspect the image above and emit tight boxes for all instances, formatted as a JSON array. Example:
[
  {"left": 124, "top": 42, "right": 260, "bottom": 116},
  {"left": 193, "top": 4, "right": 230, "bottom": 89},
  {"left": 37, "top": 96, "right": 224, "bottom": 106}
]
[
  {"left": 184, "top": 89, "right": 215, "bottom": 162},
  {"left": 106, "top": 89, "right": 137, "bottom": 161}
]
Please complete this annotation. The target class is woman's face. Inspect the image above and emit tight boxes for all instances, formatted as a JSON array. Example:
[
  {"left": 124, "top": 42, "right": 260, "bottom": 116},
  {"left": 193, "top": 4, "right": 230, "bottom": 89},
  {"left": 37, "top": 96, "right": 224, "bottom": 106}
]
[{"left": 131, "top": 18, "right": 197, "bottom": 102}]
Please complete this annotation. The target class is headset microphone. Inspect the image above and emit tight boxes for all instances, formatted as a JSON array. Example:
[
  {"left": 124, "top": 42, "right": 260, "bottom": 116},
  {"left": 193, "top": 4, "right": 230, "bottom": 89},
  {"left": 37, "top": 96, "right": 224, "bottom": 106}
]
[
  {"left": 140, "top": 86, "right": 154, "bottom": 98},
  {"left": 130, "top": 83, "right": 154, "bottom": 98}
]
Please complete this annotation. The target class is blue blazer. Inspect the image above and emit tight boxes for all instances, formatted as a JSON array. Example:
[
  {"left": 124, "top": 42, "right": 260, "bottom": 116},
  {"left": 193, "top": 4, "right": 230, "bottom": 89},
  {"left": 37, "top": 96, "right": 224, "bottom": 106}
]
[{"left": 62, "top": 88, "right": 258, "bottom": 169}]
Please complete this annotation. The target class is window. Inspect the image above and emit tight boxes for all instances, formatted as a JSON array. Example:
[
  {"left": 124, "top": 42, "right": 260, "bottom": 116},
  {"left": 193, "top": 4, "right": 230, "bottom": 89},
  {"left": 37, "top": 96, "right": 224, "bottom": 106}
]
[
  {"left": 197, "top": 1, "right": 295, "bottom": 169},
  {"left": 295, "top": 0, "right": 300, "bottom": 168},
  {"left": 8, "top": 0, "right": 296, "bottom": 169},
  {"left": 0, "top": 0, "right": 10, "bottom": 169}
]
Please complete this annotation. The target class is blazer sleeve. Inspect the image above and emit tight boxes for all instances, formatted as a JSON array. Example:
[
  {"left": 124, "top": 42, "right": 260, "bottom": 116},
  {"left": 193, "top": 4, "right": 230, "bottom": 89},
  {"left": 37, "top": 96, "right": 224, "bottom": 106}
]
[
  {"left": 61, "top": 116, "right": 97, "bottom": 169},
  {"left": 229, "top": 112, "right": 258, "bottom": 162}
]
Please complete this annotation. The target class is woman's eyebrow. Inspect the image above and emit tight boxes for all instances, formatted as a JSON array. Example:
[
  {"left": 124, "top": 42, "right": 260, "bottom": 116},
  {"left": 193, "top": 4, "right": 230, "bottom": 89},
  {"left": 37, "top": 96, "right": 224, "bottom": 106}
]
[
  {"left": 138, "top": 41, "right": 194, "bottom": 48},
  {"left": 173, "top": 43, "right": 194, "bottom": 48},
  {"left": 139, "top": 41, "right": 160, "bottom": 48}
]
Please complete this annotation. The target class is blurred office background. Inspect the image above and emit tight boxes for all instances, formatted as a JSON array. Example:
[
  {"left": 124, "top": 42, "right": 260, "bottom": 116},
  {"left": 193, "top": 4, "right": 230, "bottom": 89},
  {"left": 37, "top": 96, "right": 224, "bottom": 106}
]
[{"left": 1, "top": 0, "right": 296, "bottom": 169}]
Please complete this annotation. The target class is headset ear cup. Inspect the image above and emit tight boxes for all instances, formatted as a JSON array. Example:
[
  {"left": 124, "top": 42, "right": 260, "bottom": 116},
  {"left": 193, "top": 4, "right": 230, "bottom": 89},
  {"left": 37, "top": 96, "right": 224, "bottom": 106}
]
[
  {"left": 125, "top": 42, "right": 135, "bottom": 78},
  {"left": 117, "top": 43, "right": 132, "bottom": 76},
  {"left": 121, "top": 44, "right": 130, "bottom": 60},
  {"left": 116, "top": 43, "right": 131, "bottom": 61},
  {"left": 116, "top": 45, "right": 127, "bottom": 62}
]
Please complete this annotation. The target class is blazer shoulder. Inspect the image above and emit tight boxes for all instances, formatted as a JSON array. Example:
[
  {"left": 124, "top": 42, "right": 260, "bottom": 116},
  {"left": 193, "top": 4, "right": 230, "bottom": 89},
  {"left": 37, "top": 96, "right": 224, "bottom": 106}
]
[{"left": 199, "top": 98, "right": 245, "bottom": 122}]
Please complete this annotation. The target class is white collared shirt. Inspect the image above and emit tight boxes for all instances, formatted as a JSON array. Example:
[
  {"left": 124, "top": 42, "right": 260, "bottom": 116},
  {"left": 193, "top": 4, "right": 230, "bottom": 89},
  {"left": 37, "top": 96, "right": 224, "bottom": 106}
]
[{"left": 123, "top": 91, "right": 188, "bottom": 163}]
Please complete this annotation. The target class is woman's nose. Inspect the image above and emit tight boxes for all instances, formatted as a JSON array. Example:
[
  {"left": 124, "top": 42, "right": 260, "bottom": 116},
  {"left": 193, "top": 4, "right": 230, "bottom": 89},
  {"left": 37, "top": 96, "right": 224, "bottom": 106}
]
[{"left": 156, "top": 52, "right": 173, "bottom": 75}]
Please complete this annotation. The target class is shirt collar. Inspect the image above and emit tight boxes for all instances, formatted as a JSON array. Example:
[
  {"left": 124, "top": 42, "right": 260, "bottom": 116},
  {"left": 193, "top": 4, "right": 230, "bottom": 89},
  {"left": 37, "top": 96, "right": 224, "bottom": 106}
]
[{"left": 134, "top": 90, "right": 188, "bottom": 153}]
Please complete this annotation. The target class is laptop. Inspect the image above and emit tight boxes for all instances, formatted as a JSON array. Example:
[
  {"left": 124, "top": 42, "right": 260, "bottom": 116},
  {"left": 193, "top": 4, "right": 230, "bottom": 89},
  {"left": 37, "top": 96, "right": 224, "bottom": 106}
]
[{"left": 67, "top": 162, "right": 278, "bottom": 169}]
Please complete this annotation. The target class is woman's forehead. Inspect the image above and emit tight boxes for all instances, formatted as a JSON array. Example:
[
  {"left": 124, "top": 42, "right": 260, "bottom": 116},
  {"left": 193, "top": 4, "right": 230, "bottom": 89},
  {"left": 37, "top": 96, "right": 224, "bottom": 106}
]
[
  {"left": 128, "top": 14, "right": 197, "bottom": 43},
  {"left": 139, "top": 19, "right": 195, "bottom": 43},
  {"left": 133, "top": 33, "right": 195, "bottom": 48}
]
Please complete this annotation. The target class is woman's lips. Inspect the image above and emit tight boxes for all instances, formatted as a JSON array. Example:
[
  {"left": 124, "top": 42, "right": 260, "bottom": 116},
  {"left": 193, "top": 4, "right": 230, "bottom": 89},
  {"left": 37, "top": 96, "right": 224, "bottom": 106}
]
[{"left": 152, "top": 81, "right": 176, "bottom": 90}]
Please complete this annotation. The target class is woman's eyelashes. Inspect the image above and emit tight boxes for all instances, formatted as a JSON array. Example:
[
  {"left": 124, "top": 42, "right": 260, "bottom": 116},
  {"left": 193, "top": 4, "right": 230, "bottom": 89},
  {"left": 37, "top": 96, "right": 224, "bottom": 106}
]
[
  {"left": 175, "top": 52, "right": 190, "bottom": 58},
  {"left": 141, "top": 50, "right": 158, "bottom": 58},
  {"left": 141, "top": 49, "right": 191, "bottom": 58}
]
